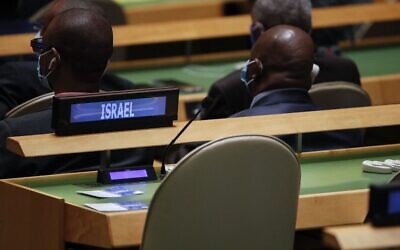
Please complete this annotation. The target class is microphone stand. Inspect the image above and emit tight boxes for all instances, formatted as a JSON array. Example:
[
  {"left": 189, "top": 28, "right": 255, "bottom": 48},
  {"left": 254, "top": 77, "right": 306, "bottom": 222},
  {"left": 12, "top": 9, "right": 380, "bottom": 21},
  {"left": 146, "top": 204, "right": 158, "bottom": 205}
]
[{"left": 160, "top": 106, "right": 203, "bottom": 178}]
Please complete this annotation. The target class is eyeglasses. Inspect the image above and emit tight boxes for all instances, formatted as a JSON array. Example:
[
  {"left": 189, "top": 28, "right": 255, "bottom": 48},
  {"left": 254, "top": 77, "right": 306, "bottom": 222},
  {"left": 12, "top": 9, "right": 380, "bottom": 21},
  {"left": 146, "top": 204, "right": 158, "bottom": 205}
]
[{"left": 30, "top": 38, "right": 51, "bottom": 55}]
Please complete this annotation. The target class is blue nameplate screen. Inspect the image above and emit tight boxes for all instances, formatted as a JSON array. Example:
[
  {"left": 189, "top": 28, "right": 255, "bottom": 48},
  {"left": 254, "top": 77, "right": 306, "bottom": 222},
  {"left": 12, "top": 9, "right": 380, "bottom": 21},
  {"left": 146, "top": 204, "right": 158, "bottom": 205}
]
[
  {"left": 97, "top": 165, "right": 158, "bottom": 184},
  {"left": 389, "top": 190, "right": 400, "bottom": 215},
  {"left": 110, "top": 169, "right": 148, "bottom": 180},
  {"left": 52, "top": 88, "right": 179, "bottom": 135},
  {"left": 70, "top": 97, "right": 166, "bottom": 123}
]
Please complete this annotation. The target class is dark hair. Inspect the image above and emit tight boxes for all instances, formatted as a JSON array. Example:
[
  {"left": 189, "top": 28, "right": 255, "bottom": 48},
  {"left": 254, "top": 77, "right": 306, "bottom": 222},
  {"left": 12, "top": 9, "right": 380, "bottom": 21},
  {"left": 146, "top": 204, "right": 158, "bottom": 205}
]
[{"left": 252, "top": 0, "right": 312, "bottom": 33}]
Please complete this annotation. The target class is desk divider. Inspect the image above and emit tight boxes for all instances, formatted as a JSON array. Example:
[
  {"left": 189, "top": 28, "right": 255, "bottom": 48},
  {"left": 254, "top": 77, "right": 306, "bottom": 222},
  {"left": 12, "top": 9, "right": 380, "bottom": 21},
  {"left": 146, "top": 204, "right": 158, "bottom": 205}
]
[
  {"left": 324, "top": 224, "right": 400, "bottom": 249},
  {"left": 1, "top": 2, "right": 400, "bottom": 57},
  {"left": 362, "top": 74, "right": 400, "bottom": 106},
  {"left": 0, "top": 181, "right": 64, "bottom": 250},
  {"left": 7, "top": 104, "right": 400, "bottom": 157}
]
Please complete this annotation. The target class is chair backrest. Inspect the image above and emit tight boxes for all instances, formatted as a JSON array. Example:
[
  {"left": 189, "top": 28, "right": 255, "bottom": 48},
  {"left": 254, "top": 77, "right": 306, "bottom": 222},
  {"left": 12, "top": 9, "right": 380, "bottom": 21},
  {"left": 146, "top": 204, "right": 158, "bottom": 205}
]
[
  {"left": 309, "top": 81, "right": 371, "bottom": 109},
  {"left": 5, "top": 92, "right": 54, "bottom": 118},
  {"left": 141, "top": 135, "right": 301, "bottom": 250}
]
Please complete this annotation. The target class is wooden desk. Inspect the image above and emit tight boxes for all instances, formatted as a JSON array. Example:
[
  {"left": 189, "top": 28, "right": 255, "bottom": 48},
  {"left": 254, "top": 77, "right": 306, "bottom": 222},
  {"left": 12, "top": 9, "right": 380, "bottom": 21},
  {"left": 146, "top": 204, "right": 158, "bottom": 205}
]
[
  {"left": 7, "top": 104, "right": 400, "bottom": 157},
  {"left": 120, "top": 0, "right": 234, "bottom": 24},
  {"left": 1, "top": 144, "right": 399, "bottom": 249},
  {"left": 324, "top": 224, "right": 400, "bottom": 249},
  {"left": 361, "top": 74, "right": 400, "bottom": 105},
  {"left": 119, "top": 0, "right": 400, "bottom": 25},
  {"left": 1, "top": 2, "right": 400, "bottom": 57},
  {"left": 3, "top": 103, "right": 400, "bottom": 249}
]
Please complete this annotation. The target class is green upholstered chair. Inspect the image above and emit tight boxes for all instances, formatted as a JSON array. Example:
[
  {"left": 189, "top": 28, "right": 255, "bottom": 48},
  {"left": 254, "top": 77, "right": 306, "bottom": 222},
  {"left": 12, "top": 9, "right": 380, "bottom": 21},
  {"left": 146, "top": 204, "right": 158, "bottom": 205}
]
[
  {"left": 141, "top": 135, "right": 301, "bottom": 250},
  {"left": 309, "top": 81, "right": 371, "bottom": 109}
]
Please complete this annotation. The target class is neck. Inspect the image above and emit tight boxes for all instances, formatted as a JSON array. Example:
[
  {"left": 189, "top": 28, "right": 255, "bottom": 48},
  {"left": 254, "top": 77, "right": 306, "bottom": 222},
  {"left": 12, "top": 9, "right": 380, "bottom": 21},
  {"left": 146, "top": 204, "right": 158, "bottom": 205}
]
[
  {"left": 254, "top": 72, "right": 309, "bottom": 97},
  {"left": 52, "top": 71, "right": 99, "bottom": 94}
]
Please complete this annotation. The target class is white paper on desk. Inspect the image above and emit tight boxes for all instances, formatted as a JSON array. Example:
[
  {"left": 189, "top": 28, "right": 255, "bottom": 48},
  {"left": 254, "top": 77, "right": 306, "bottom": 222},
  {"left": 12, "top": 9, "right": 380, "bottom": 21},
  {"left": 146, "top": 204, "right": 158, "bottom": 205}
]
[
  {"left": 77, "top": 190, "right": 122, "bottom": 198},
  {"left": 85, "top": 203, "right": 128, "bottom": 212}
]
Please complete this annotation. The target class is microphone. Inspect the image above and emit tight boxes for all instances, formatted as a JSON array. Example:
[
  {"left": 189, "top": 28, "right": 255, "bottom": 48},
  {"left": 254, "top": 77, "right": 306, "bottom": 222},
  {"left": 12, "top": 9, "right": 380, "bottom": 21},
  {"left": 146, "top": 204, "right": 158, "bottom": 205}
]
[{"left": 160, "top": 98, "right": 209, "bottom": 178}]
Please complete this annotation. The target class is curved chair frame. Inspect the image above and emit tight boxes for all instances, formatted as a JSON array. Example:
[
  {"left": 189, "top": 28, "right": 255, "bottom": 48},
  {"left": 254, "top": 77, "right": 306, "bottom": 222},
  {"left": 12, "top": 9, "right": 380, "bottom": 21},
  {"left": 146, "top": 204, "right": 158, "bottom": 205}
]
[
  {"left": 141, "top": 135, "right": 301, "bottom": 250},
  {"left": 309, "top": 81, "right": 371, "bottom": 110},
  {"left": 5, "top": 92, "right": 54, "bottom": 118}
]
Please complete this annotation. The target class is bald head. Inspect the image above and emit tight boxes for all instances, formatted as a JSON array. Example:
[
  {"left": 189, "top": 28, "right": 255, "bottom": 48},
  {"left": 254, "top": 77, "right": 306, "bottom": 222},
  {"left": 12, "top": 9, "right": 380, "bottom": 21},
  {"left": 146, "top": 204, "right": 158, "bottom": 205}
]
[
  {"left": 42, "top": 8, "right": 112, "bottom": 93},
  {"left": 251, "top": 0, "right": 312, "bottom": 33},
  {"left": 36, "top": 0, "right": 104, "bottom": 35},
  {"left": 249, "top": 25, "right": 314, "bottom": 94}
]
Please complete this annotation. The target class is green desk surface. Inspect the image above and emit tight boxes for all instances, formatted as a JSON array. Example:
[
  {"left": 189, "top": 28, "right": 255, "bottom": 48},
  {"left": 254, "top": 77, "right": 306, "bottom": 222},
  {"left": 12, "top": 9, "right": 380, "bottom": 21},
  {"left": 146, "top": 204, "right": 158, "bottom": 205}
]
[
  {"left": 114, "top": 60, "right": 240, "bottom": 91},
  {"left": 113, "top": 45, "right": 400, "bottom": 90},
  {"left": 22, "top": 149, "right": 400, "bottom": 209}
]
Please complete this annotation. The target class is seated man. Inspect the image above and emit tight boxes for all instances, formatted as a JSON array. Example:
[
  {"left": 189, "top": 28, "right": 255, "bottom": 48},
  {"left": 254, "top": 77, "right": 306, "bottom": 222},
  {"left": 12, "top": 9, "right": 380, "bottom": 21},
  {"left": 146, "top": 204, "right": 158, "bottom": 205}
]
[
  {"left": 0, "top": 0, "right": 134, "bottom": 119},
  {"left": 233, "top": 25, "right": 362, "bottom": 151},
  {"left": 0, "top": 9, "right": 153, "bottom": 178},
  {"left": 201, "top": 0, "right": 361, "bottom": 120},
  {"left": 311, "top": 0, "right": 372, "bottom": 50}
]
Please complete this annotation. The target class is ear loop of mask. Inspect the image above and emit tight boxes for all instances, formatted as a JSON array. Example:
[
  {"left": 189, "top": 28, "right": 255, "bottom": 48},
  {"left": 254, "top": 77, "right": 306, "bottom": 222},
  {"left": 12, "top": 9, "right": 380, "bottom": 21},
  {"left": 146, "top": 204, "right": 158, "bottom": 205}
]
[
  {"left": 37, "top": 50, "right": 56, "bottom": 82},
  {"left": 240, "top": 59, "right": 263, "bottom": 88},
  {"left": 311, "top": 64, "right": 320, "bottom": 84}
]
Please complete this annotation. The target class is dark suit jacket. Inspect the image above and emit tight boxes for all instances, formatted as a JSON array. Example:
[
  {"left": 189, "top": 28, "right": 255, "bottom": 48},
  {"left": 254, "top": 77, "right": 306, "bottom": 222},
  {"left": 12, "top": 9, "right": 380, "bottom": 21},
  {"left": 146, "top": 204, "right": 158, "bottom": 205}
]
[
  {"left": 0, "top": 108, "right": 154, "bottom": 178},
  {"left": 201, "top": 53, "right": 361, "bottom": 120},
  {"left": 166, "top": 88, "right": 363, "bottom": 163},
  {"left": 232, "top": 89, "right": 363, "bottom": 152},
  {"left": 0, "top": 61, "right": 135, "bottom": 119},
  {"left": 311, "top": 0, "right": 372, "bottom": 46}
]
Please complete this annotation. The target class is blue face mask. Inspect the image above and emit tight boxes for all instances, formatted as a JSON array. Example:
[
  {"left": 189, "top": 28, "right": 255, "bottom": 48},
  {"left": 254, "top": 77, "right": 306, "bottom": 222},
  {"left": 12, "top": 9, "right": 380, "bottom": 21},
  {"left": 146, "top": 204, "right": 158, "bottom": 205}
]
[{"left": 36, "top": 50, "right": 54, "bottom": 87}]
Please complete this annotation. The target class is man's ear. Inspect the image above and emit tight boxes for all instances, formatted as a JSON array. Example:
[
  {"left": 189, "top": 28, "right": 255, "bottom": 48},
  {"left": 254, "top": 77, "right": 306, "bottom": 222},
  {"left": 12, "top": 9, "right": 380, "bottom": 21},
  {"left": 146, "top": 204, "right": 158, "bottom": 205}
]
[
  {"left": 248, "top": 58, "right": 264, "bottom": 82},
  {"left": 48, "top": 48, "right": 61, "bottom": 71}
]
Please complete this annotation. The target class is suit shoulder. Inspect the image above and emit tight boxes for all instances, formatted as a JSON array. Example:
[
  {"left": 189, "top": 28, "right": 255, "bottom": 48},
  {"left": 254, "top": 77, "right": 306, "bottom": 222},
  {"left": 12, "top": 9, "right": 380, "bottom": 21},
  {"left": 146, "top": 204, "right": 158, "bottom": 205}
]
[
  {"left": 211, "top": 70, "right": 242, "bottom": 91},
  {"left": 2, "top": 109, "right": 53, "bottom": 136}
]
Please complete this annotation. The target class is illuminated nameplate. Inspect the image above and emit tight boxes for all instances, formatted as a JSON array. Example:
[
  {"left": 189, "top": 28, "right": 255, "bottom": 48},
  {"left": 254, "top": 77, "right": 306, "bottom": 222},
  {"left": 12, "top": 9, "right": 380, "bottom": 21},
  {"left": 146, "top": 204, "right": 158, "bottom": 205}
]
[
  {"left": 109, "top": 169, "right": 148, "bottom": 180},
  {"left": 52, "top": 87, "right": 179, "bottom": 135},
  {"left": 70, "top": 97, "right": 166, "bottom": 123},
  {"left": 97, "top": 165, "right": 158, "bottom": 184}
]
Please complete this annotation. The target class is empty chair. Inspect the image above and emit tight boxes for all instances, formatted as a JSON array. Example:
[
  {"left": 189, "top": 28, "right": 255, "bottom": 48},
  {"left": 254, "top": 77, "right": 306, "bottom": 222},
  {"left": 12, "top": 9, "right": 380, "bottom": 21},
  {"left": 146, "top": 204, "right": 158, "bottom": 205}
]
[
  {"left": 309, "top": 81, "right": 371, "bottom": 109},
  {"left": 5, "top": 92, "right": 54, "bottom": 118},
  {"left": 141, "top": 135, "right": 301, "bottom": 250}
]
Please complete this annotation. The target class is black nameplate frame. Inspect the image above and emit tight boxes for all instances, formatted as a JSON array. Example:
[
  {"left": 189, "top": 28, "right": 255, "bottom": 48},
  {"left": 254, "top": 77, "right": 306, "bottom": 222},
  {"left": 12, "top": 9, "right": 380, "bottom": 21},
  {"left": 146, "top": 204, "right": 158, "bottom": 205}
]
[
  {"left": 97, "top": 165, "right": 158, "bottom": 184},
  {"left": 369, "top": 183, "right": 400, "bottom": 226},
  {"left": 52, "top": 87, "right": 179, "bottom": 135}
]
